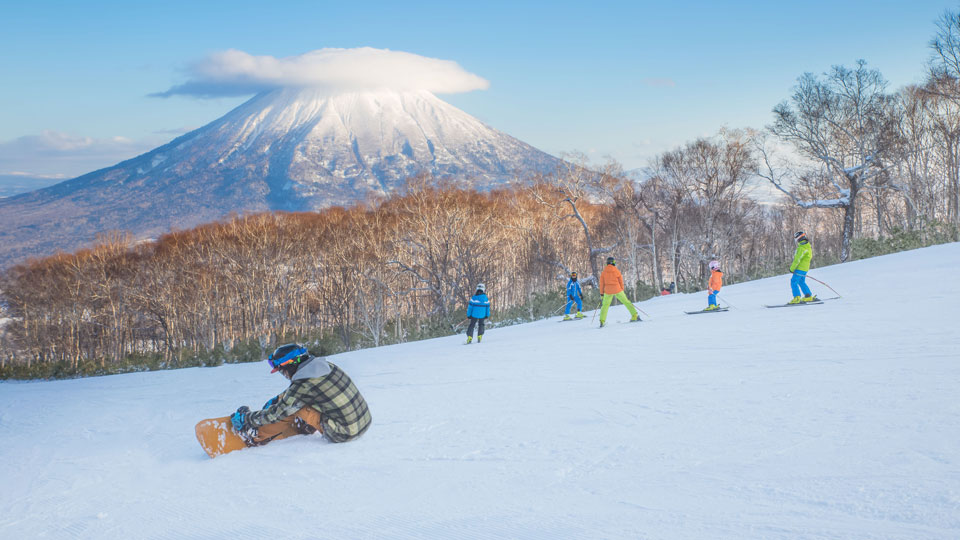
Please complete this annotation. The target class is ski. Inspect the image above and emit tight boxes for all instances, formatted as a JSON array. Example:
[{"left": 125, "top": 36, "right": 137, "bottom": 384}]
[
  {"left": 685, "top": 308, "right": 729, "bottom": 315},
  {"left": 618, "top": 319, "right": 642, "bottom": 324},
  {"left": 764, "top": 301, "right": 824, "bottom": 308},
  {"left": 558, "top": 318, "right": 585, "bottom": 322}
]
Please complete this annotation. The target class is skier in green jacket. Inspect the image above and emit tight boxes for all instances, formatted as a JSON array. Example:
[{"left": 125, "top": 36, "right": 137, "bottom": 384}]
[{"left": 788, "top": 231, "right": 817, "bottom": 304}]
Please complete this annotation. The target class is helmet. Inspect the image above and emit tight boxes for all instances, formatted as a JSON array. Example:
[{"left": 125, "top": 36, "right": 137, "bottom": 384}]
[
  {"left": 794, "top": 231, "right": 807, "bottom": 242},
  {"left": 570, "top": 271, "right": 577, "bottom": 279},
  {"left": 267, "top": 343, "right": 309, "bottom": 373},
  {"left": 476, "top": 283, "right": 485, "bottom": 292},
  {"left": 606, "top": 256, "right": 615, "bottom": 265},
  {"left": 709, "top": 260, "right": 720, "bottom": 271}
]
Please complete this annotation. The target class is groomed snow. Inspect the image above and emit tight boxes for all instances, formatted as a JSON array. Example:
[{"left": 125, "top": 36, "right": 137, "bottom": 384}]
[{"left": 2, "top": 244, "right": 959, "bottom": 539}]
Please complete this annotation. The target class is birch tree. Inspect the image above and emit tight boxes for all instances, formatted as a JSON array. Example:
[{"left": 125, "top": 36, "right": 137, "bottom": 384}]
[
  {"left": 532, "top": 154, "right": 615, "bottom": 288},
  {"left": 767, "top": 60, "right": 899, "bottom": 261}
]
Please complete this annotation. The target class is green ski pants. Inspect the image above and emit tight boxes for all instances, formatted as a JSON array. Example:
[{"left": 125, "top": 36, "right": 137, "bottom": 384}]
[{"left": 599, "top": 291, "right": 638, "bottom": 323}]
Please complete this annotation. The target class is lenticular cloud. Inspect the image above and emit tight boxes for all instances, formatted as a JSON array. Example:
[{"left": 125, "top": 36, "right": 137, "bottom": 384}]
[{"left": 152, "top": 48, "right": 490, "bottom": 98}]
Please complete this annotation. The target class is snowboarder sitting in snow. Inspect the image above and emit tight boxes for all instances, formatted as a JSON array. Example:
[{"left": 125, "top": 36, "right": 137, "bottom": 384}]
[
  {"left": 563, "top": 271, "right": 584, "bottom": 320},
  {"left": 789, "top": 231, "right": 817, "bottom": 304},
  {"left": 598, "top": 256, "right": 639, "bottom": 327},
  {"left": 704, "top": 260, "right": 723, "bottom": 311},
  {"left": 230, "top": 343, "right": 372, "bottom": 446},
  {"left": 466, "top": 283, "right": 490, "bottom": 343}
]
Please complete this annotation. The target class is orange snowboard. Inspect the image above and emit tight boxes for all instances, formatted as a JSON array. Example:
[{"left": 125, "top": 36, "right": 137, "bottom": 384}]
[{"left": 195, "top": 416, "right": 249, "bottom": 458}]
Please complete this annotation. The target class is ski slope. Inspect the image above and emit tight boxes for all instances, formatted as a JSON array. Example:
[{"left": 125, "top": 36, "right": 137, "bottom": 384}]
[{"left": 2, "top": 244, "right": 959, "bottom": 539}]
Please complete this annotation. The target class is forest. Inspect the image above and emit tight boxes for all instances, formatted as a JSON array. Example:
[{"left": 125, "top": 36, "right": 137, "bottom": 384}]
[{"left": 2, "top": 11, "right": 960, "bottom": 378}]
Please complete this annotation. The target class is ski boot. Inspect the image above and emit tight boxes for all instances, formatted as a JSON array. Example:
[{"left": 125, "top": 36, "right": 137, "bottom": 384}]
[
  {"left": 563, "top": 314, "right": 572, "bottom": 321},
  {"left": 630, "top": 314, "right": 640, "bottom": 321},
  {"left": 599, "top": 320, "right": 606, "bottom": 328},
  {"left": 704, "top": 305, "right": 718, "bottom": 311},
  {"left": 801, "top": 295, "right": 818, "bottom": 302},
  {"left": 477, "top": 335, "right": 482, "bottom": 343},
  {"left": 788, "top": 296, "right": 803, "bottom": 304},
  {"left": 575, "top": 311, "right": 584, "bottom": 319},
  {"left": 466, "top": 336, "right": 473, "bottom": 344}
]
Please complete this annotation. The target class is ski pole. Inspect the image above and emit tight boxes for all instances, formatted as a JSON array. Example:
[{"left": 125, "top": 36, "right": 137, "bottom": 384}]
[
  {"left": 635, "top": 306, "right": 651, "bottom": 318},
  {"left": 806, "top": 275, "right": 842, "bottom": 298},
  {"left": 451, "top": 318, "right": 468, "bottom": 332},
  {"left": 590, "top": 297, "right": 602, "bottom": 324},
  {"left": 720, "top": 297, "right": 736, "bottom": 309}
]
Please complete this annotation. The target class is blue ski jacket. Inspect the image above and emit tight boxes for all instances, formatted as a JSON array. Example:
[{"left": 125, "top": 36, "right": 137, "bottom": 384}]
[
  {"left": 566, "top": 279, "right": 582, "bottom": 299},
  {"left": 467, "top": 293, "right": 490, "bottom": 319}
]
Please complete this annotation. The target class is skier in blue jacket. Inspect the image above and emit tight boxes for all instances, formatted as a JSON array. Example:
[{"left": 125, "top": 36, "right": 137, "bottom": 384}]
[
  {"left": 466, "top": 283, "right": 490, "bottom": 344},
  {"left": 563, "top": 271, "right": 584, "bottom": 320}
]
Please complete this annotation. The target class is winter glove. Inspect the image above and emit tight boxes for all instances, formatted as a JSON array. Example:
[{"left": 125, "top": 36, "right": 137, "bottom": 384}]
[
  {"left": 231, "top": 406, "right": 251, "bottom": 431},
  {"left": 262, "top": 395, "right": 279, "bottom": 410}
]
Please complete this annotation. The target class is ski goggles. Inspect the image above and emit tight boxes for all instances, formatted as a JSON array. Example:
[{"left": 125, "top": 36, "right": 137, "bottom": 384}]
[{"left": 267, "top": 345, "right": 308, "bottom": 373}]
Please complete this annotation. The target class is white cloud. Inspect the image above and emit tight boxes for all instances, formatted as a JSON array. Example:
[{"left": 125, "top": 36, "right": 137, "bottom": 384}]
[
  {"left": 0, "top": 131, "right": 160, "bottom": 178},
  {"left": 152, "top": 47, "right": 490, "bottom": 98}
]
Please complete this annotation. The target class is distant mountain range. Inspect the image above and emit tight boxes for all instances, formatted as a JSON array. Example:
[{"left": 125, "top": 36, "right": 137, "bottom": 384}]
[
  {"left": 0, "top": 88, "right": 562, "bottom": 268},
  {"left": 0, "top": 174, "right": 62, "bottom": 198}
]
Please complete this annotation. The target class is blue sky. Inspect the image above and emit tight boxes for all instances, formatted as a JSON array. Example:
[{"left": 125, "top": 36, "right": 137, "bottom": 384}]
[{"left": 0, "top": 0, "right": 954, "bottom": 178}]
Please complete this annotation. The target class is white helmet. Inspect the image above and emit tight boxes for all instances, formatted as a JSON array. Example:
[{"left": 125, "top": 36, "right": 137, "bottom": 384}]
[
  {"left": 476, "top": 283, "right": 485, "bottom": 292},
  {"left": 708, "top": 260, "right": 720, "bottom": 271}
]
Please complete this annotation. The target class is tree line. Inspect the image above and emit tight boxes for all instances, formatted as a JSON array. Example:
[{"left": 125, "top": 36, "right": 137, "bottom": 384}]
[{"left": 2, "top": 11, "right": 960, "bottom": 378}]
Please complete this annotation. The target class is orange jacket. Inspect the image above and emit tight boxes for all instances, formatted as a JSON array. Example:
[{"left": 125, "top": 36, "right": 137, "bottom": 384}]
[
  {"left": 599, "top": 264, "right": 624, "bottom": 294},
  {"left": 708, "top": 269, "right": 723, "bottom": 292}
]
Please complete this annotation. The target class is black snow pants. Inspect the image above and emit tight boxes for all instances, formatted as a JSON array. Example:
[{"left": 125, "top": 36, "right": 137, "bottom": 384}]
[{"left": 466, "top": 317, "right": 485, "bottom": 337}]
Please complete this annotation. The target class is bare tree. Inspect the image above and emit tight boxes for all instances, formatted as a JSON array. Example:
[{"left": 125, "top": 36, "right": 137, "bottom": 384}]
[
  {"left": 603, "top": 168, "right": 660, "bottom": 300},
  {"left": 766, "top": 60, "right": 900, "bottom": 261},
  {"left": 930, "top": 9, "right": 960, "bottom": 91},
  {"left": 532, "top": 154, "right": 616, "bottom": 287},
  {"left": 651, "top": 130, "right": 755, "bottom": 289}
]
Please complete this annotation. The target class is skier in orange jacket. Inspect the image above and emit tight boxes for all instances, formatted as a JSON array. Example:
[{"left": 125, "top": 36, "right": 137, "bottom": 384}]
[
  {"left": 704, "top": 260, "right": 723, "bottom": 311},
  {"left": 598, "top": 256, "right": 639, "bottom": 327}
]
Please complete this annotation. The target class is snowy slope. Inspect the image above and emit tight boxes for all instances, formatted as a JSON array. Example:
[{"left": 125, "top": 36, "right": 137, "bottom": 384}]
[{"left": 2, "top": 244, "right": 959, "bottom": 539}]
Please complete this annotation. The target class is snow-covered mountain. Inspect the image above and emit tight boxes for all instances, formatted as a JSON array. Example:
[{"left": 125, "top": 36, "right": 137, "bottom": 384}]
[
  {"left": 2, "top": 244, "right": 959, "bottom": 538},
  {"left": 0, "top": 88, "right": 561, "bottom": 267}
]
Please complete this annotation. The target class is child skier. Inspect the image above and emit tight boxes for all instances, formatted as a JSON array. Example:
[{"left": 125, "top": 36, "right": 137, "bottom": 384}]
[
  {"left": 598, "top": 257, "right": 639, "bottom": 327},
  {"left": 789, "top": 231, "right": 817, "bottom": 303},
  {"left": 466, "top": 283, "right": 490, "bottom": 343},
  {"left": 704, "top": 260, "right": 723, "bottom": 311},
  {"left": 563, "top": 271, "right": 584, "bottom": 320},
  {"left": 229, "top": 343, "right": 372, "bottom": 446}
]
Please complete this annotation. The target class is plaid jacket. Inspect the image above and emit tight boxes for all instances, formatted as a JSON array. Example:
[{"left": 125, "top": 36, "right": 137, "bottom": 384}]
[{"left": 246, "top": 360, "right": 372, "bottom": 443}]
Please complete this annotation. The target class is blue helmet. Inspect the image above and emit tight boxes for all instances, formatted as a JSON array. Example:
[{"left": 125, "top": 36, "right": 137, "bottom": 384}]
[{"left": 267, "top": 343, "right": 309, "bottom": 373}]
